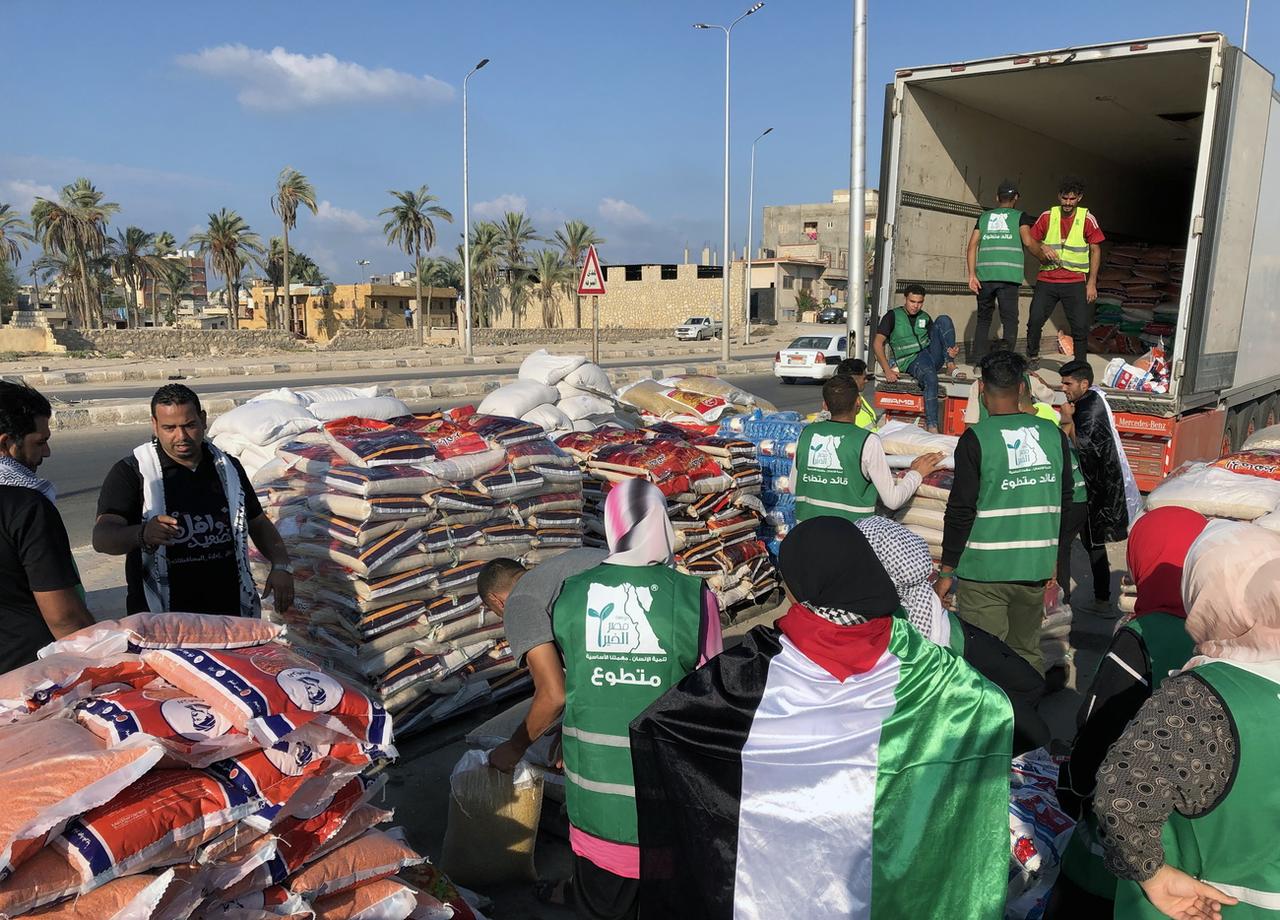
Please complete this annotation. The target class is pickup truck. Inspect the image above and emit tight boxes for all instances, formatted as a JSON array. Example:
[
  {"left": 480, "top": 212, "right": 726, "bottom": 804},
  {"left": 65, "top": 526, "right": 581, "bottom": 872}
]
[{"left": 674, "top": 316, "right": 723, "bottom": 341}]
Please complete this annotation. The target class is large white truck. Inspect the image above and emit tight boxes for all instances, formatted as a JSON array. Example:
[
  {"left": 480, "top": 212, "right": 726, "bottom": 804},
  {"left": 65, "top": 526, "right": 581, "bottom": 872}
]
[{"left": 869, "top": 33, "right": 1280, "bottom": 489}]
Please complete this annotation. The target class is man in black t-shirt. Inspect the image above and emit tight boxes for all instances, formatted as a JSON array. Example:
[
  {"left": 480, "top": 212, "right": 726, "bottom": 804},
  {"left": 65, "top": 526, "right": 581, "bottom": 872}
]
[
  {"left": 93, "top": 384, "right": 294, "bottom": 617},
  {"left": 0, "top": 382, "right": 95, "bottom": 670}
]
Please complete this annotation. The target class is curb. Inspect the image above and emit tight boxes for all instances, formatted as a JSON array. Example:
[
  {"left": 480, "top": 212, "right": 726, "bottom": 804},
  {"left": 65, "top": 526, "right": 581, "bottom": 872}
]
[{"left": 51, "top": 359, "right": 777, "bottom": 430}]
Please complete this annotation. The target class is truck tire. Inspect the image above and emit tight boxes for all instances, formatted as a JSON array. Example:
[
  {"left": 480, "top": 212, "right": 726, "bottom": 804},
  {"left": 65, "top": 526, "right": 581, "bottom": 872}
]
[
  {"left": 1226, "top": 403, "right": 1257, "bottom": 453},
  {"left": 1260, "top": 395, "right": 1279, "bottom": 431},
  {"left": 1242, "top": 401, "right": 1264, "bottom": 445}
]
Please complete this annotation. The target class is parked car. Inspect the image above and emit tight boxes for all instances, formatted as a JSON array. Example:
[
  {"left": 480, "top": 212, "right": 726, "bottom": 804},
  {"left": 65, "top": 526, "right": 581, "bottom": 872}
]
[
  {"left": 674, "top": 316, "right": 723, "bottom": 340},
  {"left": 817, "top": 306, "right": 847, "bottom": 324},
  {"left": 774, "top": 333, "right": 848, "bottom": 383}
]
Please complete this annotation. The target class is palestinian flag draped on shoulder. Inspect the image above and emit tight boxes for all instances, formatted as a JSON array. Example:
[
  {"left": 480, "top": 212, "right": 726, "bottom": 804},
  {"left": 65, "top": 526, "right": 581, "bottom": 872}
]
[{"left": 630, "top": 612, "right": 1013, "bottom": 919}]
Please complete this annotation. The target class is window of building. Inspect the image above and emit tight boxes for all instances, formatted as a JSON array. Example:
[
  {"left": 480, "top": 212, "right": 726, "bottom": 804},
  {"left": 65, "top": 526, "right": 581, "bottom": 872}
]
[
  {"left": 625, "top": 265, "right": 642, "bottom": 281},
  {"left": 696, "top": 265, "right": 724, "bottom": 280},
  {"left": 826, "top": 220, "right": 835, "bottom": 230},
  {"left": 801, "top": 278, "right": 813, "bottom": 293},
  {"left": 660, "top": 264, "right": 678, "bottom": 280},
  {"left": 823, "top": 252, "right": 832, "bottom": 266},
  {"left": 803, "top": 221, "right": 818, "bottom": 240},
  {"left": 782, "top": 275, "right": 794, "bottom": 289},
  {"left": 839, "top": 250, "right": 847, "bottom": 269}
]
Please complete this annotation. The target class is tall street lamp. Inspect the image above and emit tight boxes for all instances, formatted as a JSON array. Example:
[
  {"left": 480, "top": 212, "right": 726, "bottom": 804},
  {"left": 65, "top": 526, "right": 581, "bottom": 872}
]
[
  {"left": 462, "top": 57, "right": 489, "bottom": 358},
  {"left": 356, "top": 259, "right": 370, "bottom": 327},
  {"left": 695, "top": 1, "right": 764, "bottom": 363},
  {"left": 742, "top": 126, "right": 772, "bottom": 347},
  {"left": 847, "top": 0, "right": 868, "bottom": 361}
]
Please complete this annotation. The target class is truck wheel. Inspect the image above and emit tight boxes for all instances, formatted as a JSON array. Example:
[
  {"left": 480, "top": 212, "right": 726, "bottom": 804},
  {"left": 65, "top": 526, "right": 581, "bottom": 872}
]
[
  {"left": 1243, "top": 401, "right": 1263, "bottom": 445},
  {"left": 1261, "top": 395, "right": 1279, "bottom": 431},
  {"left": 1225, "top": 404, "right": 1257, "bottom": 453}
]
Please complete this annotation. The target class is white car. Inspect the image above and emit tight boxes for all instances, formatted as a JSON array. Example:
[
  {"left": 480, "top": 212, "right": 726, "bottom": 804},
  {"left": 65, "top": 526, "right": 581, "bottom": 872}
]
[
  {"left": 774, "top": 333, "right": 848, "bottom": 383},
  {"left": 675, "top": 316, "right": 722, "bottom": 340}
]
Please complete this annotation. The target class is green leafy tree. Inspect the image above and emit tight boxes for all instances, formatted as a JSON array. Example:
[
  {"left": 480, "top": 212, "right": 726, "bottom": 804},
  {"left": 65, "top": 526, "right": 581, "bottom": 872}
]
[
  {"left": 458, "top": 221, "right": 502, "bottom": 329},
  {"left": 531, "top": 249, "right": 571, "bottom": 329},
  {"left": 270, "top": 167, "right": 318, "bottom": 331},
  {"left": 380, "top": 185, "right": 453, "bottom": 345},
  {"left": 187, "top": 210, "right": 265, "bottom": 330},
  {"left": 796, "top": 289, "right": 820, "bottom": 314},
  {"left": 30, "top": 178, "right": 119, "bottom": 327},
  {"left": 497, "top": 211, "right": 539, "bottom": 328},
  {"left": 0, "top": 203, "right": 35, "bottom": 268},
  {"left": 553, "top": 219, "right": 604, "bottom": 328},
  {"left": 155, "top": 258, "right": 190, "bottom": 325},
  {"left": 110, "top": 226, "right": 166, "bottom": 327},
  {"left": 0, "top": 259, "right": 18, "bottom": 312}
]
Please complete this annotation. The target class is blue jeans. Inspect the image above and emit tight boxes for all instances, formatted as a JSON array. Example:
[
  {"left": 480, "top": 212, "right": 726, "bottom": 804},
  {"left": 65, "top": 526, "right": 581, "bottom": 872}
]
[{"left": 904, "top": 314, "right": 956, "bottom": 429}]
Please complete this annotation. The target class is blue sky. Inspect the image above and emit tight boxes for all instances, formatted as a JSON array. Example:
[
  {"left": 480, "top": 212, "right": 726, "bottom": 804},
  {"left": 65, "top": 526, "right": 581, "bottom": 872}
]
[{"left": 3, "top": 0, "right": 1274, "bottom": 283}]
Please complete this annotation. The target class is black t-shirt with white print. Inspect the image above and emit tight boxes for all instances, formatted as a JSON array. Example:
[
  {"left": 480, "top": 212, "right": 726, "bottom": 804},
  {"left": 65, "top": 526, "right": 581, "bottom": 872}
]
[{"left": 96, "top": 442, "right": 262, "bottom": 615}]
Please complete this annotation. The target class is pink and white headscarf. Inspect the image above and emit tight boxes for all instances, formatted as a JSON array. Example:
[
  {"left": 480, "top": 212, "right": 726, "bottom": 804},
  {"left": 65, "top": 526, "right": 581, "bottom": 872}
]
[
  {"left": 1183, "top": 520, "right": 1280, "bottom": 664},
  {"left": 603, "top": 478, "right": 676, "bottom": 567}
]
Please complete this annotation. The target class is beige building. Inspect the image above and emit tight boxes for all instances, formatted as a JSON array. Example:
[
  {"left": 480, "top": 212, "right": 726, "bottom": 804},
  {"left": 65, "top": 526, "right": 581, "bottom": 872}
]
[
  {"left": 244, "top": 281, "right": 458, "bottom": 342},
  {"left": 760, "top": 188, "right": 879, "bottom": 306},
  {"left": 746, "top": 257, "right": 831, "bottom": 323}
]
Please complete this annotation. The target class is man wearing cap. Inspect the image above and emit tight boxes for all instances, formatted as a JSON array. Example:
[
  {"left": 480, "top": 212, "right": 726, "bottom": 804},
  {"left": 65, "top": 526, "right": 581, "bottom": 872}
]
[
  {"left": 967, "top": 182, "right": 1042, "bottom": 361},
  {"left": 1025, "top": 176, "right": 1105, "bottom": 366}
]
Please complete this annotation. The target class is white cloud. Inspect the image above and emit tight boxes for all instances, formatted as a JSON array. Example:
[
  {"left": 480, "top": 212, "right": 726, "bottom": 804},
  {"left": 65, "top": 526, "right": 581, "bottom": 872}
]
[
  {"left": 473, "top": 193, "right": 528, "bottom": 221},
  {"left": 314, "top": 200, "right": 377, "bottom": 233},
  {"left": 1, "top": 179, "right": 57, "bottom": 211},
  {"left": 177, "top": 44, "right": 455, "bottom": 112},
  {"left": 598, "top": 197, "right": 650, "bottom": 226}
]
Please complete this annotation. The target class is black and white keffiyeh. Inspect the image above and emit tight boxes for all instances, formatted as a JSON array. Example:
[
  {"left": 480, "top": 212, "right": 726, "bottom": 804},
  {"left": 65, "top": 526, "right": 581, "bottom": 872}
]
[
  {"left": 855, "top": 515, "right": 950, "bottom": 644},
  {"left": 0, "top": 456, "right": 57, "bottom": 503}
]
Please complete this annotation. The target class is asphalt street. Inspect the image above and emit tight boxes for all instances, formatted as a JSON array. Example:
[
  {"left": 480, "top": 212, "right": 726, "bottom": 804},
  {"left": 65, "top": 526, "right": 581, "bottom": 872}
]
[{"left": 42, "top": 372, "right": 819, "bottom": 547}]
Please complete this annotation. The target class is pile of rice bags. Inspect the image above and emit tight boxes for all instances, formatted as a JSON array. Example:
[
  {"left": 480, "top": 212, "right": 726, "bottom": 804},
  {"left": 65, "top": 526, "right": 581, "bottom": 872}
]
[
  {"left": 0, "top": 612, "right": 472, "bottom": 920},
  {"left": 555, "top": 423, "right": 778, "bottom": 619},
  {"left": 1092, "top": 243, "right": 1184, "bottom": 355},
  {"left": 478, "top": 350, "right": 636, "bottom": 440},
  {"left": 1145, "top": 449, "right": 1280, "bottom": 521},
  {"left": 1006, "top": 748, "right": 1076, "bottom": 919},
  {"left": 888, "top": 470, "right": 953, "bottom": 563},
  {"left": 230, "top": 400, "right": 585, "bottom": 739},
  {"left": 616, "top": 374, "right": 778, "bottom": 434},
  {"left": 717, "top": 411, "right": 805, "bottom": 556}
]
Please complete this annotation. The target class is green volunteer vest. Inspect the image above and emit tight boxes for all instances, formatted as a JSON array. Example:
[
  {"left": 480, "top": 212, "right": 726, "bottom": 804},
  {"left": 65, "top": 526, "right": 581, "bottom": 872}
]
[
  {"left": 1041, "top": 206, "right": 1091, "bottom": 275},
  {"left": 552, "top": 562, "right": 703, "bottom": 845},
  {"left": 1060, "top": 612, "right": 1194, "bottom": 899},
  {"left": 1114, "top": 661, "right": 1280, "bottom": 919},
  {"left": 793, "top": 420, "right": 878, "bottom": 523},
  {"left": 955, "top": 413, "right": 1064, "bottom": 583},
  {"left": 975, "top": 208, "right": 1025, "bottom": 283},
  {"left": 855, "top": 395, "right": 878, "bottom": 431},
  {"left": 888, "top": 306, "right": 932, "bottom": 366}
]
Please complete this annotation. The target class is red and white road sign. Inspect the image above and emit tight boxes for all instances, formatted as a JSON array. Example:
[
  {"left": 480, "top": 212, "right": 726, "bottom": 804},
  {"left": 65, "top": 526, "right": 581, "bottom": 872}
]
[{"left": 577, "top": 244, "right": 606, "bottom": 295}]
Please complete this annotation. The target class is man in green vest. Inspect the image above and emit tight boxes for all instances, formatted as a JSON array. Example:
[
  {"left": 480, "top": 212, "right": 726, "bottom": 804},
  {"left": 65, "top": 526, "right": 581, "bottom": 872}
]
[
  {"left": 873, "top": 284, "right": 959, "bottom": 433},
  {"left": 792, "top": 375, "right": 942, "bottom": 523},
  {"left": 967, "top": 181, "right": 1039, "bottom": 361},
  {"left": 1025, "top": 176, "right": 1105, "bottom": 366},
  {"left": 937, "top": 349, "right": 1074, "bottom": 672}
]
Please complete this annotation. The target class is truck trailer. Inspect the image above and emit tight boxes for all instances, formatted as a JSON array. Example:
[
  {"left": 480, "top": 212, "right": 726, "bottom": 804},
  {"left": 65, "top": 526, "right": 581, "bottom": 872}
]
[{"left": 869, "top": 32, "right": 1280, "bottom": 489}]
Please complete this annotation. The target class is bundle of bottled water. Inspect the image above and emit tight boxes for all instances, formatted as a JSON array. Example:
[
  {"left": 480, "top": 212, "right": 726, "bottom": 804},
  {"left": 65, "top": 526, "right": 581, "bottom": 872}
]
[{"left": 718, "top": 410, "right": 807, "bottom": 556}]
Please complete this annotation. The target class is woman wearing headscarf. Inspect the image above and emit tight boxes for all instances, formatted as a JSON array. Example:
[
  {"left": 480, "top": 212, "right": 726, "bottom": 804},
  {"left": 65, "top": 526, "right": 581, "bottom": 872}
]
[
  {"left": 1093, "top": 521, "right": 1280, "bottom": 919},
  {"left": 856, "top": 514, "right": 1049, "bottom": 753},
  {"left": 629, "top": 516, "right": 1013, "bottom": 919},
  {"left": 1047, "top": 506, "right": 1208, "bottom": 917},
  {"left": 550, "top": 478, "right": 722, "bottom": 920}
]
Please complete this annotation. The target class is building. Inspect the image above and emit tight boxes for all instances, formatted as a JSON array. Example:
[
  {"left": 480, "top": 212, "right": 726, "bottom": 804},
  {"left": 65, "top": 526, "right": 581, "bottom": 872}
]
[
  {"left": 746, "top": 257, "right": 830, "bottom": 323},
  {"left": 759, "top": 189, "right": 879, "bottom": 307},
  {"left": 243, "top": 280, "right": 458, "bottom": 343},
  {"left": 137, "top": 250, "right": 209, "bottom": 324}
]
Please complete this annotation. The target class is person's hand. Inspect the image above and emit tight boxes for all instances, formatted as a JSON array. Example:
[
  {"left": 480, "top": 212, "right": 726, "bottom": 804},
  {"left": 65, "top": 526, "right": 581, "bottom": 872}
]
[
  {"left": 910, "top": 451, "right": 945, "bottom": 477},
  {"left": 934, "top": 575, "right": 955, "bottom": 600},
  {"left": 1137, "top": 865, "right": 1237, "bottom": 920},
  {"left": 1086, "top": 282, "right": 1098, "bottom": 304},
  {"left": 968, "top": 275, "right": 981, "bottom": 295},
  {"left": 141, "top": 515, "right": 181, "bottom": 548},
  {"left": 947, "top": 344, "right": 960, "bottom": 358},
  {"left": 1059, "top": 400, "right": 1075, "bottom": 421},
  {"left": 884, "top": 367, "right": 900, "bottom": 384},
  {"left": 1041, "top": 246, "right": 1060, "bottom": 264},
  {"left": 488, "top": 739, "right": 526, "bottom": 773},
  {"left": 264, "top": 568, "right": 294, "bottom": 613},
  {"left": 549, "top": 728, "right": 564, "bottom": 771}
]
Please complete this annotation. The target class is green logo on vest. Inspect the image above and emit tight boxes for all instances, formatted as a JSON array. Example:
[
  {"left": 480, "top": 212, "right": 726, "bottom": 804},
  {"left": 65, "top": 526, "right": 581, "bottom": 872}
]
[
  {"left": 984, "top": 211, "right": 1012, "bottom": 235},
  {"left": 806, "top": 432, "right": 844, "bottom": 471},
  {"left": 585, "top": 582, "right": 668, "bottom": 658},
  {"left": 1001, "top": 425, "right": 1051, "bottom": 470}
]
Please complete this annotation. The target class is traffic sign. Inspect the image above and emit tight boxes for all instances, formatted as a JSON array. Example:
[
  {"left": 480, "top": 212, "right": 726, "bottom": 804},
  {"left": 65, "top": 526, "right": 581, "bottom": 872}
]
[{"left": 577, "top": 244, "right": 606, "bottom": 295}]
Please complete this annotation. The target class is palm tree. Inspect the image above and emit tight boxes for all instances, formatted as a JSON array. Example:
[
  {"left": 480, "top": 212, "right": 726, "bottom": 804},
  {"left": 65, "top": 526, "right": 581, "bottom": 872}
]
[
  {"left": 110, "top": 227, "right": 161, "bottom": 327},
  {"left": 458, "top": 221, "right": 502, "bottom": 329},
  {"left": 554, "top": 219, "right": 605, "bottom": 328},
  {"left": 187, "top": 209, "right": 265, "bottom": 330},
  {"left": 380, "top": 185, "right": 454, "bottom": 345},
  {"left": 0, "top": 203, "right": 35, "bottom": 267},
  {"left": 147, "top": 231, "right": 177, "bottom": 323},
  {"left": 531, "top": 249, "right": 571, "bottom": 329},
  {"left": 155, "top": 259, "right": 191, "bottom": 326},
  {"left": 31, "top": 178, "right": 119, "bottom": 327},
  {"left": 270, "top": 167, "right": 317, "bottom": 332},
  {"left": 497, "top": 211, "right": 539, "bottom": 327}
]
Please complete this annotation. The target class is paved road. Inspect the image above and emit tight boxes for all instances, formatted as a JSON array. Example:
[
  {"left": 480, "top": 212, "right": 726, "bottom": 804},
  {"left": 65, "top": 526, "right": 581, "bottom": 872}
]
[{"left": 42, "top": 371, "right": 811, "bottom": 546}]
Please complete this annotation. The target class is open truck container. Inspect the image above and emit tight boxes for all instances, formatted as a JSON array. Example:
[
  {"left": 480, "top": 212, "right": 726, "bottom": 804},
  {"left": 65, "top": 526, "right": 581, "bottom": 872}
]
[{"left": 869, "top": 33, "right": 1280, "bottom": 489}]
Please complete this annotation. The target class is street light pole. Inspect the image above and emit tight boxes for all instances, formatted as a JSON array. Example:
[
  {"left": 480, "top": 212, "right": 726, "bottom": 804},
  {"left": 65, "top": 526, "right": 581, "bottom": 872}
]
[
  {"left": 743, "top": 126, "right": 772, "bottom": 347},
  {"left": 696, "top": 2, "right": 764, "bottom": 364},
  {"left": 356, "top": 259, "right": 370, "bottom": 328},
  {"left": 1244, "top": 0, "right": 1252, "bottom": 52},
  {"left": 847, "top": 0, "right": 868, "bottom": 362},
  {"left": 462, "top": 57, "right": 489, "bottom": 358}
]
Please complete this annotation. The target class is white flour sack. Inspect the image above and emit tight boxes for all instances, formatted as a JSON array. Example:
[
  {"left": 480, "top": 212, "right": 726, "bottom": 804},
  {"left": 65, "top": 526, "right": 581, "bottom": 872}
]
[
  {"left": 310, "top": 397, "right": 413, "bottom": 423},
  {"left": 517, "top": 349, "right": 587, "bottom": 386},
  {"left": 1244, "top": 423, "right": 1280, "bottom": 451},
  {"left": 252, "top": 385, "right": 380, "bottom": 407},
  {"left": 1146, "top": 461, "right": 1280, "bottom": 520},
  {"left": 209, "top": 400, "right": 321, "bottom": 446},
  {"left": 477, "top": 381, "right": 560, "bottom": 419}
]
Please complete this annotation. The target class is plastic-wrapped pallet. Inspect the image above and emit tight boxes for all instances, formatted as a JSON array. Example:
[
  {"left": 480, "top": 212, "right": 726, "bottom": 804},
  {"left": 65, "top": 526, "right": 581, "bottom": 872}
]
[
  {"left": 555, "top": 421, "right": 778, "bottom": 621},
  {"left": 716, "top": 410, "right": 806, "bottom": 556},
  {"left": 220, "top": 395, "right": 586, "bottom": 740}
]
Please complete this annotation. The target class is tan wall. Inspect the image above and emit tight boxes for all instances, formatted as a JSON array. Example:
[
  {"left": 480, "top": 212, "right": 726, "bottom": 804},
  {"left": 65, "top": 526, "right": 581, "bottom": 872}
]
[
  {"left": 481, "top": 263, "right": 746, "bottom": 331},
  {"left": 0, "top": 326, "right": 65, "bottom": 353},
  {"left": 246, "top": 282, "right": 457, "bottom": 343}
]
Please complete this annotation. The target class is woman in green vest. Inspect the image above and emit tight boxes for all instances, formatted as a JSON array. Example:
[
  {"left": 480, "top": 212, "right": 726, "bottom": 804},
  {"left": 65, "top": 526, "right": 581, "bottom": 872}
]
[
  {"left": 1046, "top": 506, "right": 1207, "bottom": 918},
  {"left": 551, "top": 477, "right": 722, "bottom": 920},
  {"left": 966, "top": 181, "right": 1035, "bottom": 361},
  {"left": 1094, "top": 521, "right": 1280, "bottom": 919}
]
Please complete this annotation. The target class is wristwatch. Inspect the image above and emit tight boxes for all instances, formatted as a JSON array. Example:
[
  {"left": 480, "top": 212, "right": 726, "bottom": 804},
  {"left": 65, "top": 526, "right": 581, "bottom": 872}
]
[{"left": 271, "top": 563, "right": 293, "bottom": 575}]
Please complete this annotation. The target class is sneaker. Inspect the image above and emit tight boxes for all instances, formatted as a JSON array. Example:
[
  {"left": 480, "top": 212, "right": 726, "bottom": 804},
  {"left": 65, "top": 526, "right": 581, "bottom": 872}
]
[
  {"left": 1078, "top": 597, "right": 1120, "bottom": 619},
  {"left": 1025, "top": 354, "right": 1041, "bottom": 371}
]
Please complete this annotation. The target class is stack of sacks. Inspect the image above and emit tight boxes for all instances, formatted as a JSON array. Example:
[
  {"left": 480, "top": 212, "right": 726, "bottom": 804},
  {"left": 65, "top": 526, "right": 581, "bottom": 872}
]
[
  {"left": 1145, "top": 450, "right": 1280, "bottom": 522},
  {"left": 210, "top": 385, "right": 413, "bottom": 481},
  {"left": 1006, "top": 748, "right": 1075, "bottom": 919},
  {"left": 617, "top": 375, "right": 778, "bottom": 436},
  {"left": 875, "top": 420, "right": 958, "bottom": 469},
  {"left": 479, "top": 350, "right": 637, "bottom": 441},
  {"left": 555, "top": 424, "right": 778, "bottom": 618},
  {"left": 890, "top": 470, "right": 953, "bottom": 563},
  {"left": 239, "top": 403, "right": 585, "bottom": 739},
  {"left": 1093, "top": 243, "right": 1183, "bottom": 354},
  {"left": 717, "top": 410, "right": 806, "bottom": 556},
  {"left": 0, "top": 611, "right": 474, "bottom": 920}
]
